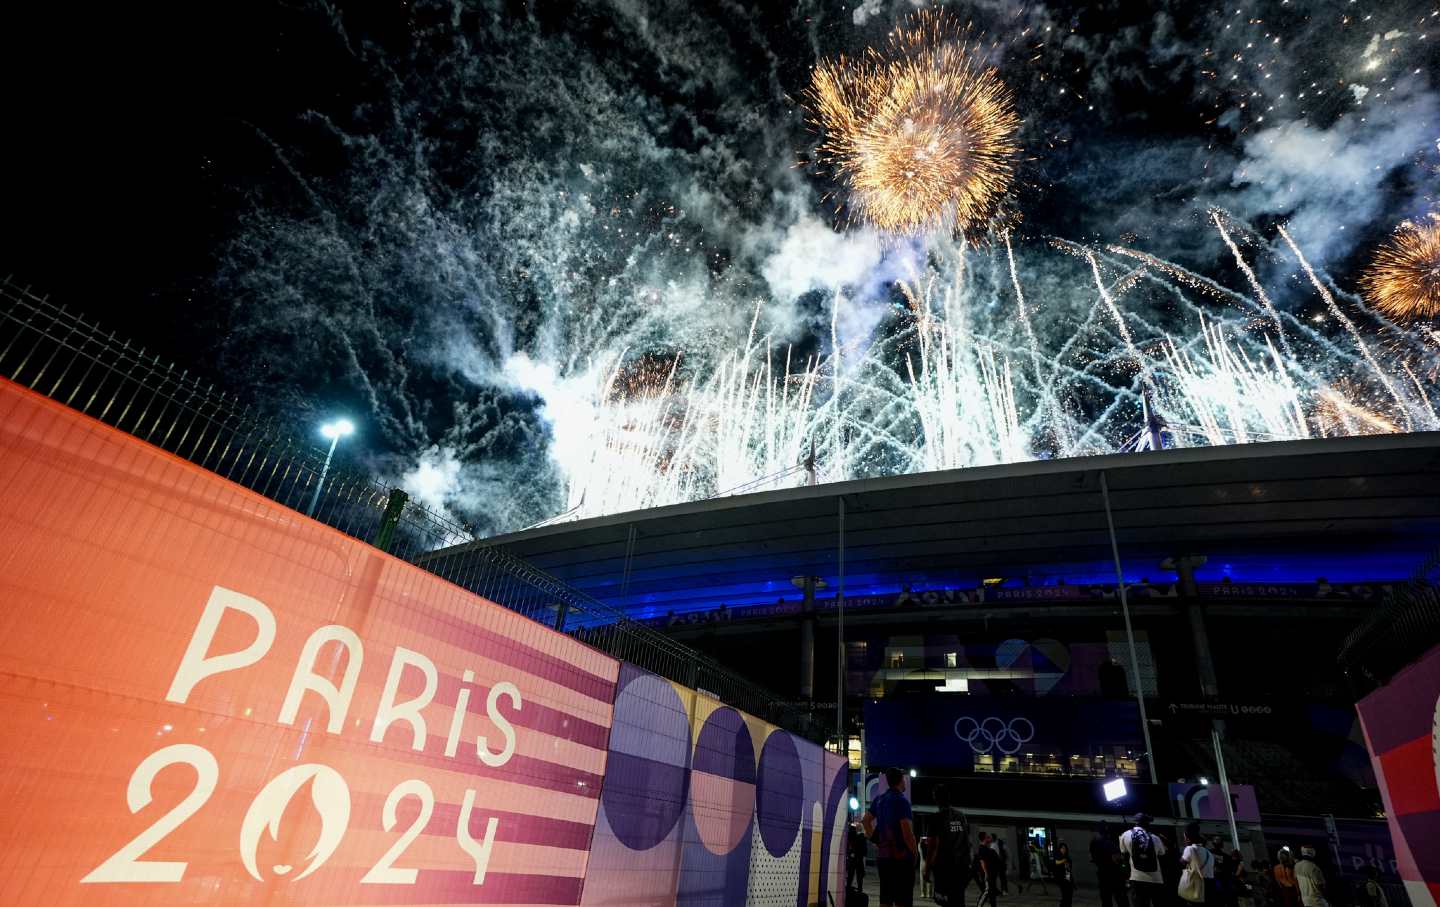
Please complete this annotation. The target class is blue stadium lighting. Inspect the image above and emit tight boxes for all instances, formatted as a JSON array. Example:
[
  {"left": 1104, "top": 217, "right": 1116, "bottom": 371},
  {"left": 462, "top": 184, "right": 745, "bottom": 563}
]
[{"left": 1103, "top": 778, "right": 1128, "bottom": 802}]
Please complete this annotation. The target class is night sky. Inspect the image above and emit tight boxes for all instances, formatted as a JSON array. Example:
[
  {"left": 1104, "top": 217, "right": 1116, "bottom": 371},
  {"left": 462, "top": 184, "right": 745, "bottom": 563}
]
[{"left": 4, "top": 1, "right": 1437, "bottom": 534}]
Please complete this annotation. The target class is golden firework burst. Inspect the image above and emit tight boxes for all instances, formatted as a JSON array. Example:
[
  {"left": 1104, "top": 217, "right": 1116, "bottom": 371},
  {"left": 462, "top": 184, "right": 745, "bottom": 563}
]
[
  {"left": 805, "top": 11, "right": 1020, "bottom": 237},
  {"left": 1360, "top": 217, "right": 1440, "bottom": 320}
]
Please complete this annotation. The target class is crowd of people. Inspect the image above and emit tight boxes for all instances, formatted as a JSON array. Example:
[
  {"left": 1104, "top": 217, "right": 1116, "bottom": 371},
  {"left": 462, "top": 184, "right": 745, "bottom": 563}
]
[
  {"left": 854, "top": 767, "right": 1027, "bottom": 907},
  {"left": 851, "top": 770, "right": 1370, "bottom": 907}
]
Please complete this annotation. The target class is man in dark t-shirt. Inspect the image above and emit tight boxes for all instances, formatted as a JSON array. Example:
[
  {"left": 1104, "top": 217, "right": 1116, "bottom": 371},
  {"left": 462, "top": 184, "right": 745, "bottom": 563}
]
[
  {"left": 1091, "top": 822, "right": 1124, "bottom": 907},
  {"left": 863, "top": 768, "right": 917, "bottom": 907},
  {"left": 925, "top": 784, "right": 970, "bottom": 906},
  {"left": 975, "top": 832, "right": 1002, "bottom": 907}
]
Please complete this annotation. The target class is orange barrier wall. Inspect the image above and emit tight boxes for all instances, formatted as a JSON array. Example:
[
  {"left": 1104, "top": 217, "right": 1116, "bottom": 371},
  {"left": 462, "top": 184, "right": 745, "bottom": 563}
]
[{"left": 0, "top": 378, "right": 620, "bottom": 905}]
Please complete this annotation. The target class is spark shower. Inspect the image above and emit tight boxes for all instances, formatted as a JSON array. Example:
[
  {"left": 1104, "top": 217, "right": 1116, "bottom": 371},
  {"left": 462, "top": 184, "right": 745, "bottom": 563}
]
[{"left": 534, "top": 214, "right": 1439, "bottom": 527}]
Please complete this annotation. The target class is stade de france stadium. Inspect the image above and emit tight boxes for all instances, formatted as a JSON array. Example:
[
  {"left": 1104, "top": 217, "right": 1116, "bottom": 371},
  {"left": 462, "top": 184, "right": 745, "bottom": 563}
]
[{"left": 425, "top": 433, "right": 1440, "bottom": 895}]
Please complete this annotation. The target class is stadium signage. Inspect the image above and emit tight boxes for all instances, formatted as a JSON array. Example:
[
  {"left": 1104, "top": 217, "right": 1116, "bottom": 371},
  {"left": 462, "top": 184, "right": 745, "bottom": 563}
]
[{"left": 1164, "top": 701, "right": 1275, "bottom": 719}]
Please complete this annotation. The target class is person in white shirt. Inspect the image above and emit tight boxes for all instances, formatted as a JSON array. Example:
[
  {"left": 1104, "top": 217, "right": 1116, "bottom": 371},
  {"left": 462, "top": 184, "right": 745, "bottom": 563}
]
[
  {"left": 1294, "top": 847, "right": 1328, "bottom": 907},
  {"left": 1119, "top": 813, "right": 1168, "bottom": 907},
  {"left": 1181, "top": 823, "right": 1215, "bottom": 904}
]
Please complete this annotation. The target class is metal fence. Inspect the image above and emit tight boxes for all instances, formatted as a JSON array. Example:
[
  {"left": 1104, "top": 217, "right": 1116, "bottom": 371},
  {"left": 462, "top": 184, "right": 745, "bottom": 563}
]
[
  {"left": 0, "top": 275, "right": 819, "bottom": 740},
  {"left": 418, "top": 542, "right": 822, "bottom": 735}
]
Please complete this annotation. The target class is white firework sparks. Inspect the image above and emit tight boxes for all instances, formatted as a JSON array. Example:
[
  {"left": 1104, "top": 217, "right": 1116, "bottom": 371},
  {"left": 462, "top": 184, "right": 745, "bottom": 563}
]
[{"left": 536, "top": 221, "right": 1439, "bottom": 525}]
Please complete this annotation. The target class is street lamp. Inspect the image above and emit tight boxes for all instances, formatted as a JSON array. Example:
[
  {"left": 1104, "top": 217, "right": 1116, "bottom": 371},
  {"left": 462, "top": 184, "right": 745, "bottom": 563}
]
[{"left": 309, "top": 418, "right": 355, "bottom": 516}]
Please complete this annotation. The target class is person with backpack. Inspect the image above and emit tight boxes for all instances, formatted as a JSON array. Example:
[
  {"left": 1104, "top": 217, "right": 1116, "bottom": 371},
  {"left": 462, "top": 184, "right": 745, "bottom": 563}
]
[
  {"left": 924, "top": 784, "right": 971, "bottom": 907},
  {"left": 862, "top": 767, "right": 918, "bottom": 907},
  {"left": 1120, "top": 812, "right": 1168, "bottom": 907}
]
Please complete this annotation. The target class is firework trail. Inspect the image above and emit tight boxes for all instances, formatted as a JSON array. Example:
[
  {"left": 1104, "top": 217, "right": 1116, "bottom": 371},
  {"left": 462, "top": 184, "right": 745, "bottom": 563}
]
[
  {"left": 1082, "top": 249, "right": 1150, "bottom": 393},
  {"left": 806, "top": 10, "right": 1020, "bottom": 237},
  {"left": 1361, "top": 218, "right": 1440, "bottom": 321},
  {"left": 1277, "top": 224, "right": 1410, "bottom": 427},
  {"left": 1005, "top": 231, "right": 1067, "bottom": 454},
  {"left": 1211, "top": 210, "right": 1294, "bottom": 359}
]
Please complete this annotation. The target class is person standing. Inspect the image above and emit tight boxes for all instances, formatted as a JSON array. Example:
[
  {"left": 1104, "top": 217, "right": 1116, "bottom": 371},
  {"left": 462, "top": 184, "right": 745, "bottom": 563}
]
[
  {"left": 925, "top": 785, "right": 970, "bottom": 907},
  {"left": 1233, "top": 852, "right": 1253, "bottom": 907},
  {"left": 1181, "top": 823, "right": 1215, "bottom": 905},
  {"left": 1294, "top": 847, "right": 1328, "bottom": 907},
  {"left": 847, "top": 820, "right": 868, "bottom": 892},
  {"left": 1120, "top": 813, "right": 1168, "bottom": 907},
  {"left": 1210, "top": 839, "right": 1231, "bottom": 907},
  {"left": 1024, "top": 839, "right": 1050, "bottom": 895},
  {"left": 1255, "top": 860, "right": 1275, "bottom": 907},
  {"left": 1055, "top": 842, "right": 1075, "bottom": 907},
  {"left": 976, "top": 832, "right": 1003, "bottom": 907},
  {"left": 1092, "top": 823, "right": 1125, "bottom": 907},
  {"left": 1274, "top": 851, "right": 1300, "bottom": 907},
  {"left": 1360, "top": 866, "right": 1389, "bottom": 907},
  {"left": 998, "top": 837, "right": 1011, "bottom": 894},
  {"left": 862, "top": 768, "right": 918, "bottom": 907}
]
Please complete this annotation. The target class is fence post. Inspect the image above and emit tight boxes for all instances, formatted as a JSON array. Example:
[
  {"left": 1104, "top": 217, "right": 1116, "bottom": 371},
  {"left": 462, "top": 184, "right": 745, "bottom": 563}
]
[{"left": 374, "top": 489, "right": 409, "bottom": 553}]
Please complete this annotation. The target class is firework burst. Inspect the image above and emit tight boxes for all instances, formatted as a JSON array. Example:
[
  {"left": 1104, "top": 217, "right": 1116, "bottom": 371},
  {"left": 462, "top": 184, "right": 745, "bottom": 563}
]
[
  {"left": 805, "top": 11, "right": 1020, "bottom": 237},
  {"left": 1361, "top": 217, "right": 1440, "bottom": 321}
]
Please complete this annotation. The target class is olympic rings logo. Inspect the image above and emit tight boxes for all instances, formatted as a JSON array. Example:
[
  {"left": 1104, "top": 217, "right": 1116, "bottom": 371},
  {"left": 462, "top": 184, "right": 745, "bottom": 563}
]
[{"left": 953, "top": 717, "right": 1036, "bottom": 755}]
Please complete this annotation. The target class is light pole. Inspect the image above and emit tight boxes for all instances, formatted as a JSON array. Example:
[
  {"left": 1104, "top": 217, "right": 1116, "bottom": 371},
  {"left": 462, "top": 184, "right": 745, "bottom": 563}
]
[{"left": 309, "top": 418, "right": 355, "bottom": 517}]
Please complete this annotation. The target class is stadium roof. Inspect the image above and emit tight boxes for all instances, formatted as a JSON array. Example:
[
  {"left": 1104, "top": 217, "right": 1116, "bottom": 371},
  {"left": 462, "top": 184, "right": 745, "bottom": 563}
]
[{"left": 427, "top": 434, "right": 1440, "bottom": 619}]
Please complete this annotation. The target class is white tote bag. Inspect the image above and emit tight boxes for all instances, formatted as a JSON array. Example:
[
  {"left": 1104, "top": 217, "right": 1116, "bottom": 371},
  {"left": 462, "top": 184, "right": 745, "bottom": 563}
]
[{"left": 1179, "top": 846, "right": 1210, "bottom": 903}]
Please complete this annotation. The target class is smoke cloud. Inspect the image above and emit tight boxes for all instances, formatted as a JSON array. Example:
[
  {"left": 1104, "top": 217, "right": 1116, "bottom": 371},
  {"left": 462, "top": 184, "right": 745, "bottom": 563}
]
[{"left": 210, "top": 0, "right": 1438, "bottom": 536}]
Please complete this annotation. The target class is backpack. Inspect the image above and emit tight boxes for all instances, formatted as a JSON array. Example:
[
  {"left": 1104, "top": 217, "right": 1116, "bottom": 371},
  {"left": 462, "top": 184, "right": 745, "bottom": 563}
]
[{"left": 1130, "top": 828, "right": 1158, "bottom": 873}]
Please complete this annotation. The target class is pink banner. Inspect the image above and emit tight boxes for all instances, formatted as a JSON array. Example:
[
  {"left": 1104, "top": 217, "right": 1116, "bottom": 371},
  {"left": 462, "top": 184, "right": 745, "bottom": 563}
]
[{"left": 1356, "top": 643, "right": 1440, "bottom": 907}]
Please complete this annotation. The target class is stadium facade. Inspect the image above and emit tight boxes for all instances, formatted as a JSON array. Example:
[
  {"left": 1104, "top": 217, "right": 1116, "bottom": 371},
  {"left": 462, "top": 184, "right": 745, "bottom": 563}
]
[{"left": 430, "top": 433, "right": 1440, "bottom": 895}]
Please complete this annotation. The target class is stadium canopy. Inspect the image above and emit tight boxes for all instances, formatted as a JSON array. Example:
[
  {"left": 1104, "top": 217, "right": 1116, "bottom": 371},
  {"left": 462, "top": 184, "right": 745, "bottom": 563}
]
[{"left": 425, "top": 433, "right": 1440, "bottom": 619}]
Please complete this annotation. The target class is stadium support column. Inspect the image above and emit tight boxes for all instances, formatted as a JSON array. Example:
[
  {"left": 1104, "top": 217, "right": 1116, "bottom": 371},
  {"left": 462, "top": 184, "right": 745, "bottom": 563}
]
[
  {"left": 800, "top": 576, "right": 816, "bottom": 700},
  {"left": 1100, "top": 471, "right": 1159, "bottom": 784},
  {"left": 1164, "top": 554, "right": 1218, "bottom": 698}
]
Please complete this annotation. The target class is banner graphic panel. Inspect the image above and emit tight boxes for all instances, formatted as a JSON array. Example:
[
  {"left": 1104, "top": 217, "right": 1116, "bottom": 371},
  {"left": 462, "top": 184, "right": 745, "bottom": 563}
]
[{"left": 1356, "top": 643, "right": 1440, "bottom": 907}]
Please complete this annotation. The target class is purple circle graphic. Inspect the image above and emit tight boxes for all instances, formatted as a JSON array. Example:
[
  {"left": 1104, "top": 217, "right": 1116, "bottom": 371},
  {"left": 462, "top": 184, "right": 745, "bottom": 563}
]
[
  {"left": 692, "top": 707, "right": 755, "bottom": 783},
  {"left": 602, "top": 670, "right": 691, "bottom": 850},
  {"left": 755, "top": 731, "right": 803, "bottom": 857},
  {"left": 691, "top": 707, "right": 757, "bottom": 854}
]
